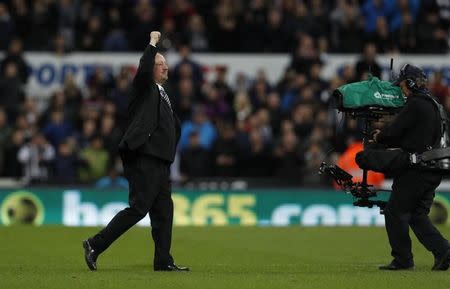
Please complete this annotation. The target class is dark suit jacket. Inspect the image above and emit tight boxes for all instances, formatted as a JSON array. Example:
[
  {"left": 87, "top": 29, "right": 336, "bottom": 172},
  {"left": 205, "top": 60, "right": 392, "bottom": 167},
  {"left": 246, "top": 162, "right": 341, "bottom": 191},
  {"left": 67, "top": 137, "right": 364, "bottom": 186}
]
[{"left": 119, "top": 44, "right": 181, "bottom": 162}]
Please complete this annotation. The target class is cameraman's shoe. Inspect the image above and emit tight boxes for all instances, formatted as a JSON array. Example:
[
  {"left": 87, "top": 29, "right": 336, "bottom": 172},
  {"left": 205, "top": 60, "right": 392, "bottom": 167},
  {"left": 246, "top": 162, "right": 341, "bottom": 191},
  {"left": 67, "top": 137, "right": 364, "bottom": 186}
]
[
  {"left": 379, "top": 262, "right": 414, "bottom": 271},
  {"left": 432, "top": 249, "right": 450, "bottom": 271}
]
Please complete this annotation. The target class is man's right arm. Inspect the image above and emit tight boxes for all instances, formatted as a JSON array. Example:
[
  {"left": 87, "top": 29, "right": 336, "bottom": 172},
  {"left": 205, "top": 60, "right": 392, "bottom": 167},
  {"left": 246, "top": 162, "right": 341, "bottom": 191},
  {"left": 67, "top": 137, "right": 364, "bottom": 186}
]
[{"left": 133, "top": 31, "right": 161, "bottom": 89}]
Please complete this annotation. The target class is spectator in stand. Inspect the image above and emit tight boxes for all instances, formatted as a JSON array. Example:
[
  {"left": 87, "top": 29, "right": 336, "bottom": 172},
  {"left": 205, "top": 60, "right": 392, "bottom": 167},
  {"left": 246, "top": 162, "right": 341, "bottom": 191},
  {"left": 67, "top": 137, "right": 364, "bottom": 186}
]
[
  {"left": 42, "top": 110, "right": 73, "bottom": 149},
  {"left": 29, "top": 0, "right": 58, "bottom": 51},
  {"left": 239, "top": 129, "right": 272, "bottom": 177},
  {"left": 249, "top": 70, "right": 271, "bottom": 108},
  {"left": 241, "top": 0, "right": 267, "bottom": 52},
  {"left": 18, "top": 133, "right": 55, "bottom": 182},
  {"left": 368, "top": 16, "right": 395, "bottom": 53},
  {"left": 10, "top": 0, "right": 30, "bottom": 46},
  {"left": 212, "top": 123, "right": 239, "bottom": 177},
  {"left": 210, "top": 1, "right": 240, "bottom": 52},
  {"left": 273, "top": 129, "right": 304, "bottom": 182},
  {"left": 292, "top": 2, "right": 314, "bottom": 37},
  {"left": 0, "top": 38, "right": 29, "bottom": 84},
  {"left": 264, "top": 9, "right": 290, "bottom": 52},
  {"left": 292, "top": 103, "right": 315, "bottom": 139},
  {"left": 3, "top": 129, "right": 24, "bottom": 178},
  {"left": 63, "top": 73, "right": 83, "bottom": 124},
  {"left": 389, "top": 0, "right": 420, "bottom": 33},
  {"left": 0, "top": 62, "right": 24, "bottom": 122},
  {"left": 99, "top": 114, "right": 122, "bottom": 163},
  {"left": 330, "top": 0, "right": 363, "bottom": 53},
  {"left": 291, "top": 34, "right": 320, "bottom": 75},
  {"left": 339, "top": 66, "right": 355, "bottom": 87},
  {"left": 163, "top": 0, "right": 197, "bottom": 32},
  {"left": 308, "top": 0, "right": 331, "bottom": 39},
  {"left": 179, "top": 105, "right": 217, "bottom": 151},
  {"left": 79, "top": 15, "right": 104, "bottom": 51},
  {"left": 185, "top": 14, "right": 209, "bottom": 52},
  {"left": 0, "top": 3, "right": 14, "bottom": 51},
  {"left": 77, "top": 119, "right": 97, "bottom": 149},
  {"left": 213, "top": 67, "right": 234, "bottom": 107},
  {"left": 308, "top": 62, "right": 328, "bottom": 100},
  {"left": 361, "top": 0, "right": 392, "bottom": 34},
  {"left": 85, "top": 67, "right": 112, "bottom": 107},
  {"left": 234, "top": 92, "right": 253, "bottom": 122},
  {"left": 417, "top": 7, "right": 449, "bottom": 53},
  {"left": 103, "top": 5, "right": 129, "bottom": 52},
  {"left": 280, "top": 73, "right": 307, "bottom": 112},
  {"left": 174, "top": 78, "right": 196, "bottom": 122},
  {"left": 79, "top": 135, "right": 109, "bottom": 183},
  {"left": 53, "top": 138, "right": 86, "bottom": 184},
  {"left": 203, "top": 84, "right": 230, "bottom": 122},
  {"left": 266, "top": 92, "right": 282, "bottom": 137},
  {"left": 180, "top": 131, "right": 211, "bottom": 179},
  {"left": 394, "top": 11, "right": 417, "bottom": 53},
  {"left": 173, "top": 43, "right": 204, "bottom": 86},
  {"left": 355, "top": 42, "right": 382, "bottom": 80},
  {"left": 129, "top": 0, "right": 157, "bottom": 50},
  {"left": 21, "top": 98, "right": 39, "bottom": 130},
  {"left": 109, "top": 73, "right": 130, "bottom": 128},
  {"left": 252, "top": 108, "right": 273, "bottom": 143},
  {"left": 57, "top": 0, "right": 77, "bottom": 50}
]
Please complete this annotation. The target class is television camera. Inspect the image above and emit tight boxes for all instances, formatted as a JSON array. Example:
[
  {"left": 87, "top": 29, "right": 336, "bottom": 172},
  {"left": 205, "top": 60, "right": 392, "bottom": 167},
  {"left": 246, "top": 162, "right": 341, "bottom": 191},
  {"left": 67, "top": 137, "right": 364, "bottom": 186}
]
[{"left": 319, "top": 70, "right": 450, "bottom": 214}]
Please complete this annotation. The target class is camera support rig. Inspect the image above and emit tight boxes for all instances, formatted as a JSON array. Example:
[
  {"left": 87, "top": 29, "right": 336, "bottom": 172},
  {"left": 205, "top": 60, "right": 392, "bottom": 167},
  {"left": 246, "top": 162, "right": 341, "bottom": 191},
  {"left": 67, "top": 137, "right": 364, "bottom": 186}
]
[
  {"left": 319, "top": 107, "right": 397, "bottom": 214},
  {"left": 318, "top": 162, "right": 387, "bottom": 213}
]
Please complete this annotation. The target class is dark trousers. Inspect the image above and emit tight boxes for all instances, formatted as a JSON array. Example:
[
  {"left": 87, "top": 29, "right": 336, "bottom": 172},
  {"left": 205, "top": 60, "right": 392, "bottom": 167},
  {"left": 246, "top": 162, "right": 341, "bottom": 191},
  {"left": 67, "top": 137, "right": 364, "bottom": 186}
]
[
  {"left": 90, "top": 150, "right": 174, "bottom": 268},
  {"left": 385, "top": 169, "right": 449, "bottom": 267}
]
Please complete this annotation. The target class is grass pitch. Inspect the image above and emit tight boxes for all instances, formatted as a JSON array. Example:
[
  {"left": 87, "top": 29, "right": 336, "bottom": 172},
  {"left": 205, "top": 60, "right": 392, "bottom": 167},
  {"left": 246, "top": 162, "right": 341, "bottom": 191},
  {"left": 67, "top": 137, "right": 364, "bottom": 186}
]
[{"left": 1, "top": 226, "right": 450, "bottom": 289}]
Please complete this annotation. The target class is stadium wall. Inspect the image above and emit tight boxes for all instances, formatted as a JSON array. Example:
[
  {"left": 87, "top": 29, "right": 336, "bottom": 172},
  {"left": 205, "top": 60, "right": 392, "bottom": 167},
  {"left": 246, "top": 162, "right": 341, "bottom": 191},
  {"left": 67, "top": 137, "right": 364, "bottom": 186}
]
[{"left": 1, "top": 188, "right": 450, "bottom": 227}]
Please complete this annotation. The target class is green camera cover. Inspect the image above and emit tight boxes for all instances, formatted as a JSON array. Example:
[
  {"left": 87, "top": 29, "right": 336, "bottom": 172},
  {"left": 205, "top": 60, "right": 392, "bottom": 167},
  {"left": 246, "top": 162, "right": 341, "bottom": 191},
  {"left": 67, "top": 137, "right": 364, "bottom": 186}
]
[{"left": 334, "top": 76, "right": 405, "bottom": 110}]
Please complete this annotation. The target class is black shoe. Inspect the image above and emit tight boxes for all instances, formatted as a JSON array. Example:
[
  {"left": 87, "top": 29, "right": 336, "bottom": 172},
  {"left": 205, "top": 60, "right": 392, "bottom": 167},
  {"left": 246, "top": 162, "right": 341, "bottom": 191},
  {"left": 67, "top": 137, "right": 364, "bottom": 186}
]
[
  {"left": 379, "top": 263, "right": 414, "bottom": 271},
  {"left": 432, "top": 249, "right": 450, "bottom": 271},
  {"left": 82, "top": 239, "right": 98, "bottom": 271},
  {"left": 154, "top": 264, "right": 190, "bottom": 272}
]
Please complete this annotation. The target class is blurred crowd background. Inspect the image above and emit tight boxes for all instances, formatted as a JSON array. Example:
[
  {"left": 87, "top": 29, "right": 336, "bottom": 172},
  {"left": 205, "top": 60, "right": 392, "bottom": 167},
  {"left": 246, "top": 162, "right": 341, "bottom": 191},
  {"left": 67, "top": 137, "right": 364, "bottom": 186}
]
[{"left": 0, "top": 0, "right": 449, "bottom": 187}]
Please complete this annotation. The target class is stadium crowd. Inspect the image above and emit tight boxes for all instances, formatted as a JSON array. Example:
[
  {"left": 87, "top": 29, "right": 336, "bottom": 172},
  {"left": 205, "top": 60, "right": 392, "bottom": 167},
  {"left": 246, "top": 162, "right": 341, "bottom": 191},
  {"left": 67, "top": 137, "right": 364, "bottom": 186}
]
[
  {"left": 0, "top": 0, "right": 450, "bottom": 186},
  {"left": 0, "top": 0, "right": 449, "bottom": 54}
]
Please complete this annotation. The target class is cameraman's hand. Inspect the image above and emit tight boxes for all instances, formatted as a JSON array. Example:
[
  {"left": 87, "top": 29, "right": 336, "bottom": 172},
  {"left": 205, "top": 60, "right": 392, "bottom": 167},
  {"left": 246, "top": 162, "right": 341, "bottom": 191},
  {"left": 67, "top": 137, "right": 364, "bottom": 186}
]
[
  {"left": 150, "top": 31, "right": 161, "bottom": 46},
  {"left": 371, "top": 129, "right": 381, "bottom": 142}
]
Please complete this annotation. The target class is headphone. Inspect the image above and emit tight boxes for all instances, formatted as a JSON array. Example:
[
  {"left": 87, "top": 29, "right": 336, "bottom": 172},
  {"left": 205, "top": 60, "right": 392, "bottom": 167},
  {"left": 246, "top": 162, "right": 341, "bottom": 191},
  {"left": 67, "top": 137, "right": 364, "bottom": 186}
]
[
  {"left": 406, "top": 78, "right": 416, "bottom": 90},
  {"left": 399, "top": 64, "right": 426, "bottom": 90}
]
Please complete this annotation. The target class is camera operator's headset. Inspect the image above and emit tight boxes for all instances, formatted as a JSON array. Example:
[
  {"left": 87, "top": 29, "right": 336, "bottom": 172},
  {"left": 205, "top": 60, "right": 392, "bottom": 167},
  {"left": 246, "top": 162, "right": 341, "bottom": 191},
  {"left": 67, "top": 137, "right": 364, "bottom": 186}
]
[{"left": 399, "top": 64, "right": 425, "bottom": 91}]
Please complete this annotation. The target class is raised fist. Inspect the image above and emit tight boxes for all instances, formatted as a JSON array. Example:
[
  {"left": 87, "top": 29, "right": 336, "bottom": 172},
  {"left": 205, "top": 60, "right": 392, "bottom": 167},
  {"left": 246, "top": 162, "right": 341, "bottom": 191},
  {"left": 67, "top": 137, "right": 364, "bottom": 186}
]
[{"left": 150, "top": 31, "right": 161, "bottom": 46}]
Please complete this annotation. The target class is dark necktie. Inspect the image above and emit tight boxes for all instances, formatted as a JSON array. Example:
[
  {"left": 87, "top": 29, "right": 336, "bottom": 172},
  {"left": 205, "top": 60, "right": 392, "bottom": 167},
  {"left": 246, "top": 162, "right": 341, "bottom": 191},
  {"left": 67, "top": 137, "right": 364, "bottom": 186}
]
[{"left": 159, "top": 86, "right": 172, "bottom": 112}]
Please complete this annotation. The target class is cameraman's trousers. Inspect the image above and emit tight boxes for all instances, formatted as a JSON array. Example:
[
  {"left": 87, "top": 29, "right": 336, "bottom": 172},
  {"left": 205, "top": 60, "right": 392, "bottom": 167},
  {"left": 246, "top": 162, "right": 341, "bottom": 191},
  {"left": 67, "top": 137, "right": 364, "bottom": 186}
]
[
  {"left": 89, "top": 150, "right": 174, "bottom": 268},
  {"left": 385, "top": 169, "right": 450, "bottom": 267}
]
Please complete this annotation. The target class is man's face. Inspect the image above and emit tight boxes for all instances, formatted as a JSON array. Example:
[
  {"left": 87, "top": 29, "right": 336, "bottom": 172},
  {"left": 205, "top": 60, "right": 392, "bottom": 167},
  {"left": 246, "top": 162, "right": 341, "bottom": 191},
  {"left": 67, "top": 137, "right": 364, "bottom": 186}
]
[
  {"left": 153, "top": 53, "right": 168, "bottom": 84},
  {"left": 399, "top": 80, "right": 412, "bottom": 97}
]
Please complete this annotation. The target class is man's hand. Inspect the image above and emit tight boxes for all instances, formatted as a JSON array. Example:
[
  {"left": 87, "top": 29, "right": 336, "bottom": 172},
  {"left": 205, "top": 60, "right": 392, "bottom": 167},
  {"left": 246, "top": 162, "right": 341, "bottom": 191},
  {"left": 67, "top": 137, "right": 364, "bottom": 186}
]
[
  {"left": 150, "top": 31, "right": 161, "bottom": 46},
  {"left": 371, "top": 129, "right": 381, "bottom": 142}
]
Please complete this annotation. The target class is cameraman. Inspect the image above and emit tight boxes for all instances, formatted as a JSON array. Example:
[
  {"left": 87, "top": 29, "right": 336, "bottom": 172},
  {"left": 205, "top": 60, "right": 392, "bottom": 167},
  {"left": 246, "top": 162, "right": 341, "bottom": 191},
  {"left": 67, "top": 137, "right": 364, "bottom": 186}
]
[{"left": 373, "top": 64, "right": 450, "bottom": 271}]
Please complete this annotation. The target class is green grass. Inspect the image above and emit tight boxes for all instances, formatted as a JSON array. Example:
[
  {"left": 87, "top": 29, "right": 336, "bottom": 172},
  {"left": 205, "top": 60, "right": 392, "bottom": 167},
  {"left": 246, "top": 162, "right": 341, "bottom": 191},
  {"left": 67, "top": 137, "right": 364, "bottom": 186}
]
[{"left": 1, "top": 226, "right": 450, "bottom": 289}]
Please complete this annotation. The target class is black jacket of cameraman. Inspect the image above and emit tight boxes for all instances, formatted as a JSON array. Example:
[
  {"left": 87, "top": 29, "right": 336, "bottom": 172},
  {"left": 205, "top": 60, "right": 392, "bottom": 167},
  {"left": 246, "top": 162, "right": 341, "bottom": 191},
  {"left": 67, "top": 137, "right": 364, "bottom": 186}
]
[
  {"left": 376, "top": 86, "right": 450, "bottom": 269},
  {"left": 377, "top": 90, "right": 441, "bottom": 154}
]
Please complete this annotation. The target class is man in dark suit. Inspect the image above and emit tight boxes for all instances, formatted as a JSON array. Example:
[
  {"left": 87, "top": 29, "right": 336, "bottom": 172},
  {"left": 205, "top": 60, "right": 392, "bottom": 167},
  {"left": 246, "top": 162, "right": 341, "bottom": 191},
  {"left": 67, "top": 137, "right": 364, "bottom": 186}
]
[{"left": 82, "top": 31, "right": 188, "bottom": 272}]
